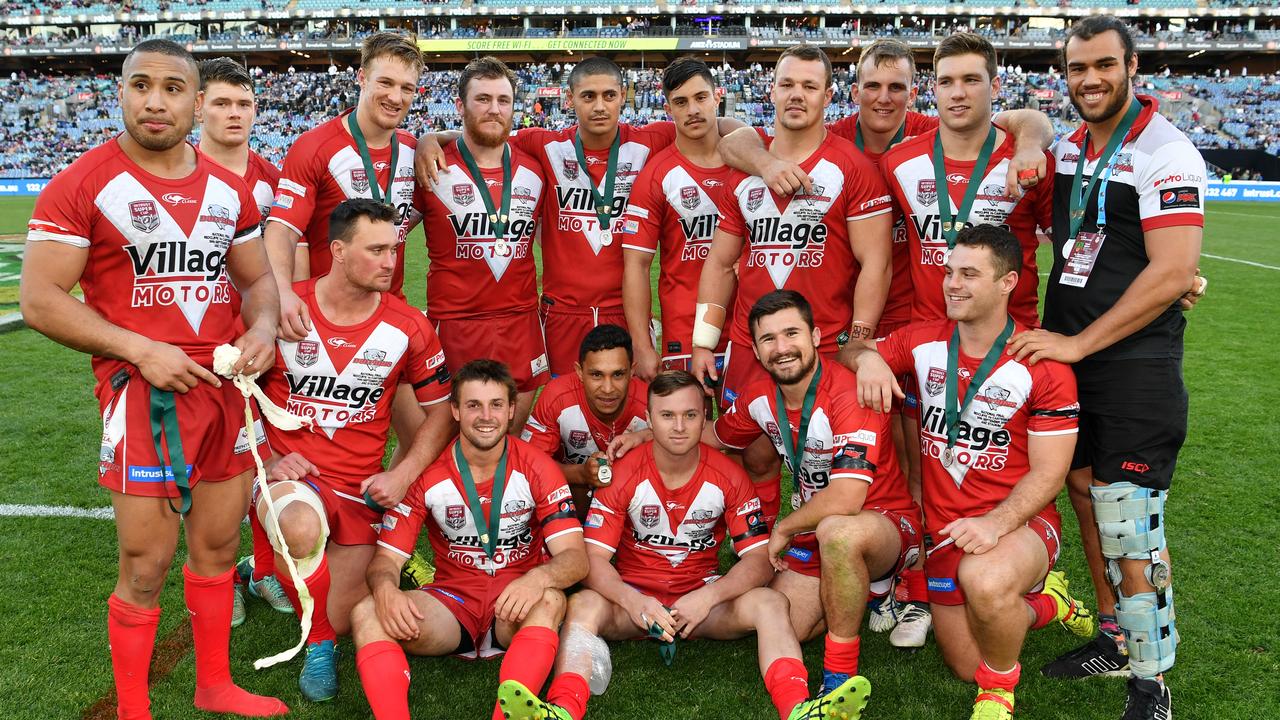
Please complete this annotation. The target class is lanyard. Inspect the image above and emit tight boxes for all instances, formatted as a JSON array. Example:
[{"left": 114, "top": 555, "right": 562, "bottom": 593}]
[
  {"left": 573, "top": 130, "right": 621, "bottom": 234},
  {"left": 149, "top": 388, "right": 192, "bottom": 515},
  {"left": 774, "top": 361, "right": 823, "bottom": 477},
  {"left": 1069, "top": 98, "right": 1141, "bottom": 239},
  {"left": 347, "top": 110, "right": 399, "bottom": 205},
  {"left": 933, "top": 126, "right": 997, "bottom": 249},
  {"left": 854, "top": 119, "right": 905, "bottom": 153},
  {"left": 944, "top": 317, "right": 1015, "bottom": 454},
  {"left": 456, "top": 137, "right": 513, "bottom": 247},
  {"left": 454, "top": 440, "right": 509, "bottom": 558}
]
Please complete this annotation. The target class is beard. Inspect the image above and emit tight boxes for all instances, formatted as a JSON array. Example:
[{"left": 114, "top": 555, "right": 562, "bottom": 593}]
[
  {"left": 1070, "top": 73, "right": 1132, "bottom": 124},
  {"left": 464, "top": 113, "right": 511, "bottom": 148},
  {"left": 766, "top": 348, "right": 817, "bottom": 387},
  {"left": 124, "top": 114, "right": 192, "bottom": 152}
]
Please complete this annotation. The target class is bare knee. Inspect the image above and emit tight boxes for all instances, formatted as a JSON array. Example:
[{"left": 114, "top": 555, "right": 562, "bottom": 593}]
[
  {"left": 118, "top": 549, "right": 174, "bottom": 605},
  {"left": 815, "top": 514, "right": 869, "bottom": 560},
  {"left": 277, "top": 504, "right": 324, "bottom": 558},
  {"left": 741, "top": 587, "right": 790, "bottom": 622},
  {"left": 566, "top": 589, "right": 608, "bottom": 625},
  {"left": 538, "top": 587, "right": 567, "bottom": 619},
  {"left": 350, "top": 595, "right": 382, "bottom": 646},
  {"left": 957, "top": 561, "right": 1015, "bottom": 608}
]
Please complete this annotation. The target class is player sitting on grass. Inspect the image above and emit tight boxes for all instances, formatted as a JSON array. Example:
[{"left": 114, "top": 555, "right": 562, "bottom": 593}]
[{"left": 498, "top": 370, "right": 869, "bottom": 720}]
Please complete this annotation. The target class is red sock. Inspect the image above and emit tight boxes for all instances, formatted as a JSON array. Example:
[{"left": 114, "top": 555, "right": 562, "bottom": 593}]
[
  {"left": 973, "top": 661, "right": 1021, "bottom": 692},
  {"left": 1026, "top": 593, "right": 1058, "bottom": 630},
  {"left": 492, "top": 626, "right": 560, "bottom": 720},
  {"left": 184, "top": 566, "right": 288, "bottom": 717},
  {"left": 901, "top": 568, "right": 928, "bottom": 603},
  {"left": 546, "top": 672, "right": 590, "bottom": 720},
  {"left": 277, "top": 556, "right": 337, "bottom": 644},
  {"left": 752, "top": 473, "right": 782, "bottom": 528},
  {"left": 823, "top": 634, "right": 860, "bottom": 676},
  {"left": 249, "top": 512, "right": 274, "bottom": 581},
  {"left": 108, "top": 594, "right": 160, "bottom": 720},
  {"left": 764, "top": 657, "right": 810, "bottom": 720},
  {"left": 357, "top": 640, "right": 412, "bottom": 720}
]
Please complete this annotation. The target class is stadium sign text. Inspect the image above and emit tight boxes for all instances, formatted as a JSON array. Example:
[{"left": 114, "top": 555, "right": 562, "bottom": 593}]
[{"left": 418, "top": 38, "right": 680, "bottom": 52}]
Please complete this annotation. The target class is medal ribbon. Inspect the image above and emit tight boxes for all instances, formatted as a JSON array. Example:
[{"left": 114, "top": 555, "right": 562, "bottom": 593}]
[
  {"left": 347, "top": 110, "right": 399, "bottom": 205},
  {"left": 148, "top": 389, "right": 192, "bottom": 515},
  {"left": 944, "top": 317, "right": 1015, "bottom": 451},
  {"left": 932, "top": 125, "right": 997, "bottom": 249},
  {"left": 456, "top": 137, "right": 513, "bottom": 245},
  {"left": 573, "top": 130, "right": 621, "bottom": 236},
  {"left": 454, "top": 439, "right": 509, "bottom": 558},
  {"left": 855, "top": 119, "right": 905, "bottom": 152},
  {"left": 1069, "top": 98, "right": 1141, "bottom": 240},
  {"left": 774, "top": 361, "right": 824, "bottom": 477}
]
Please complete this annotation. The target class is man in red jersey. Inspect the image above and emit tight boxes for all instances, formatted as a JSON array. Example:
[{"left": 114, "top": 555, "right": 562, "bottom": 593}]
[
  {"left": 415, "top": 57, "right": 548, "bottom": 430},
  {"left": 416, "top": 57, "right": 746, "bottom": 377},
  {"left": 706, "top": 291, "right": 919, "bottom": 717},
  {"left": 497, "top": 371, "right": 870, "bottom": 720},
  {"left": 620, "top": 57, "right": 738, "bottom": 381},
  {"left": 521, "top": 324, "right": 649, "bottom": 521},
  {"left": 252, "top": 199, "right": 455, "bottom": 702},
  {"left": 350, "top": 360, "right": 587, "bottom": 720},
  {"left": 197, "top": 58, "right": 278, "bottom": 231},
  {"left": 691, "top": 44, "right": 895, "bottom": 531},
  {"left": 847, "top": 225, "right": 1094, "bottom": 720},
  {"left": 266, "top": 31, "right": 428, "bottom": 498},
  {"left": 21, "top": 39, "right": 286, "bottom": 719}
]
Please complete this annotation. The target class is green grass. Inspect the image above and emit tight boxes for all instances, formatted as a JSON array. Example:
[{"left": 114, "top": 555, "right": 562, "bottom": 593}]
[{"left": 1, "top": 199, "right": 1278, "bottom": 718}]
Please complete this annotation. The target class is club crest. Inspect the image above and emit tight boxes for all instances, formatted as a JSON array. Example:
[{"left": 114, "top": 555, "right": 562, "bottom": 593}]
[
  {"left": 680, "top": 186, "right": 700, "bottom": 210},
  {"left": 129, "top": 200, "right": 159, "bottom": 233},
  {"left": 746, "top": 187, "right": 766, "bottom": 212},
  {"left": 453, "top": 183, "right": 475, "bottom": 206},
  {"left": 562, "top": 159, "right": 579, "bottom": 180},
  {"left": 295, "top": 340, "right": 319, "bottom": 368},
  {"left": 350, "top": 169, "right": 370, "bottom": 194},
  {"left": 569, "top": 430, "right": 589, "bottom": 449},
  {"left": 926, "top": 367, "right": 946, "bottom": 397},
  {"left": 445, "top": 505, "right": 466, "bottom": 530},
  {"left": 917, "top": 179, "right": 937, "bottom": 206},
  {"left": 639, "top": 504, "right": 661, "bottom": 529}
]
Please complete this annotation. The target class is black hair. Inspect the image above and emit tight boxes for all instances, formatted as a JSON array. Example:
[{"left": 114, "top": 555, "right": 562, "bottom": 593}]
[
  {"left": 953, "top": 224, "right": 1023, "bottom": 277},
  {"left": 578, "top": 323, "right": 633, "bottom": 363},
  {"left": 328, "top": 198, "right": 397, "bottom": 244},
  {"left": 199, "top": 57, "right": 253, "bottom": 92},
  {"left": 662, "top": 56, "right": 716, "bottom": 97},
  {"left": 1063, "top": 15, "right": 1136, "bottom": 68},
  {"left": 123, "top": 39, "right": 197, "bottom": 76},
  {"left": 452, "top": 359, "right": 518, "bottom": 405},
  {"left": 568, "top": 56, "right": 624, "bottom": 92},
  {"left": 747, "top": 290, "right": 815, "bottom": 335}
]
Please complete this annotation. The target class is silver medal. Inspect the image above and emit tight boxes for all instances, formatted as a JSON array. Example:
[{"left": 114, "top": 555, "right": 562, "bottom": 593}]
[
  {"left": 597, "top": 462, "right": 612, "bottom": 486},
  {"left": 941, "top": 447, "right": 955, "bottom": 468},
  {"left": 599, "top": 228, "right": 613, "bottom": 246},
  {"left": 494, "top": 237, "right": 509, "bottom": 255}
]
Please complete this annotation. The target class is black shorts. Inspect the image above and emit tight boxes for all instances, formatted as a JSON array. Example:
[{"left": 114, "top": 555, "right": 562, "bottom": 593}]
[{"left": 1071, "top": 357, "right": 1187, "bottom": 491}]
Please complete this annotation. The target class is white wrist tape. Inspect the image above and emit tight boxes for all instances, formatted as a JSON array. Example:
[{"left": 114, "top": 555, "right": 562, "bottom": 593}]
[{"left": 692, "top": 303, "right": 723, "bottom": 350}]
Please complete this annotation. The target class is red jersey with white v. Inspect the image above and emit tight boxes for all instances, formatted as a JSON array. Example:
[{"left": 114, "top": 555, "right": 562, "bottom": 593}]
[
  {"left": 880, "top": 129, "right": 1053, "bottom": 327},
  {"left": 27, "top": 139, "right": 261, "bottom": 385},
  {"left": 584, "top": 443, "right": 768, "bottom": 597},
  {"left": 717, "top": 134, "right": 893, "bottom": 349},
  {"left": 511, "top": 123, "right": 677, "bottom": 309},
  {"left": 621, "top": 144, "right": 734, "bottom": 356},
  {"left": 245, "top": 149, "right": 280, "bottom": 229},
  {"left": 877, "top": 320, "right": 1080, "bottom": 530},
  {"left": 713, "top": 360, "right": 914, "bottom": 522},
  {"left": 415, "top": 140, "right": 545, "bottom": 319},
  {"left": 829, "top": 111, "right": 941, "bottom": 328},
  {"left": 520, "top": 373, "right": 650, "bottom": 464},
  {"left": 269, "top": 110, "right": 420, "bottom": 295},
  {"left": 259, "top": 278, "right": 451, "bottom": 489},
  {"left": 378, "top": 438, "right": 582, "bottom": 582}
]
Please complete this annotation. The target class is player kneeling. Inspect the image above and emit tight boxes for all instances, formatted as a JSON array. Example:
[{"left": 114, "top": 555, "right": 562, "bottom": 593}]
[
  {"left": 351, "top": 360, "right": 588, "bottom": 720},
  {"left": 846, "top": 225, "right": 1094, "bottom": 719},
  {"left": 497, "top": 370, "right": 867, "bottom": 720}
]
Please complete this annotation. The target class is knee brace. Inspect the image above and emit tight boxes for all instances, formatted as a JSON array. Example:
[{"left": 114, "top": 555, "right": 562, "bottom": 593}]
[
  {"left": 257, "top": 481, "right": 329, "bottom": 577},
  {"left": 1091, "top": 482, "right": 1177, "bottom": 677}
]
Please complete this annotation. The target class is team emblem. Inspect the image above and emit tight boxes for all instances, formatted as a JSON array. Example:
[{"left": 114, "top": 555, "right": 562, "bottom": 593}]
[
  {"left": 569, "top": 430, "right": 589, "bottom": 449},
  {"left": 129, "top": 200, "right": 159, "bottom": 233},
  {"left": 983, "top": 385, "right": 1012, "bottom": 410},
  {"left": 453, "top": 183, "right": 475, "bottom": 206},
  {"left": 562, "top": 159, "right": 579, "bottom": 180},
  {"left": 804, "top": 184, "right": 826, "bottom": 206},
  {"left": 680, "top": 186, "right": 700, "bottom": 210},
  {"left": 640, "top": 505, "right": 661, "bottom": 529},
  {"left": 917, "top": 180, "right": 937, "bottom": 206},
  {"left": 350, "top": 169, "right": 370, "bottom": 194},
  {"left": 746, "top": 187, "right": 766, "bottom": 212},
  {"left": 295, "top": 340, "right": 319, "bottom": 368},
  {"left": 926, "top": 366, "right": 946, "bottom": 397},
  {"left": 445, "top": 505, "right": 466, "bottom": 530}
]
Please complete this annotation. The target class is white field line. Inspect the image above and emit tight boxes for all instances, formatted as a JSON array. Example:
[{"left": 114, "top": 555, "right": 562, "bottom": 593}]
[
  {"left": 1207, "top": 210, "right": 1280, "bottom": 218},
  {"left": 1201, "top": 253, "right": 1280, "bottom": 271},
  {"left": 0, "top": 503, "right": 114, "bottom": 520}
]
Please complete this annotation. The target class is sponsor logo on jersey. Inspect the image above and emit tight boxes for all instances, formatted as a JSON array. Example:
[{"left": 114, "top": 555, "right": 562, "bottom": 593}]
[
  {"left": 798, "top": 184, "right": 829, "bottom": 207},
  {"left": 678, "top": 214, "right": 718, "bottom": 249},
  {"left": 916, "top": 179, "right": 937, "bottom": 206},
  {"left": 285, "top": 372, "right": 386, "bottom": 409},
  {"left": 295, "top": 340, "right": 319, "bottom": 368},
  {"left": 327, "top": 337, "right": 353, "bottom": 348},
  {"left": 978, "top": 384, "right": 1015, "bottom": 410},
  {"left": 737, "top": 497, "right": 762, "bottom": 515},
  {"left": 562, "top": 159, "right": 579, "bottom": 180},
  {"left": 585, "top": 512, "right": 605, "bottom": 528},
  {"left": 1153, "top": 173, "right": 1203, "bottom": 189},
  {"left": 928, "top": 576, "right": 956, "bottom": 591},
  {"left": 356, "top": 348, "right": 392, "bottom": 369},
  {"left": 350, "top": 169, "right": 370, "bottom": 194},
  {"left": 1159, "top": 187, "right": 1200, "bottom": 210},
  {"left": 278, "top": 178, "right": 307, "bottom": 196},
  {"left": 374, "top": 161, "right": 390, "bottom": 172},
  {"left": 701, "top": 178, "right": 724, "bottom": 188},
  {"left": 453, "top": 183, "right": 475, "bottom": 206},
  {"left": 640, "top": 504, "right": 661, "bottom": 528},
  {"left": 160, "top": 192, "right": 196, "bottom": 206},
  {"left": 426, "top": 350, "right": 446, "bottom": 369},
  {"left": 273, "top": 194, "right": 294, "bottom": 210},
  {"left": 926, "top": 367, "right": 946, "bottom": 397},
  {"left": 977, "top": 184, "right": 1011, "bottom": 202},
  {"left": 445, "top": 504, "right": 466, "bottom": 530},
  {"left": 546, "top": 485, "right": 572, "bottom": 504},
  {"left": 125, "top": 240, "right": 228, "bottom": 282},
  {"left": 198, "top": 204, "right": 234, "bottom": 229},
  {"left": 946, "top": 173, "right": 967, "bottom": 185},
  {"left": 569, "top": 430, "right": 589, "bottom": 449},
  {"left": 130, "top": 200, "right": 160, "bottom": 233},
  {"left": 680, "top": 186, "right": 700, "bottom": 210},
  {"left": 746, "top": 187, "right": 766, "bottom": 212}
]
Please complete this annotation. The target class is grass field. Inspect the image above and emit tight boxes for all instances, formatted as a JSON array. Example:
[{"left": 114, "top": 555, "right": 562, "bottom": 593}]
[{"left": 1, "top": 197, "right": 1278, "bottom": 719}]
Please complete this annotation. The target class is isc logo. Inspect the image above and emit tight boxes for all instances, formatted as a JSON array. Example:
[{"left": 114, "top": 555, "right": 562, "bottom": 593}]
[{"left": 1120, "top": 461, "right": 1151, "bottom": 474}]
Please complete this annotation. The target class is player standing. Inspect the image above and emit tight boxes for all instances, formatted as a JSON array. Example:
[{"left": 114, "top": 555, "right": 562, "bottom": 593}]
[
  {"left": 1007, "top": 16, "right": 1205, "bottom": 719},
  {"left": 22, "top": 39, "right": 286, "bottom": 718},
  {"left": 620, "top": 57, "right": 735, "bottom": 380},
  {"left": 416, "top": 56, "right": 548, "bottom": 430},
  {"left": 497, "top": 371, "right": 870, "bottom": 720},
  {"left": 521, "top": 324, "right": 649, "bottom": 521},
  {"left": 350, "top": 360, "right": 587, "bottom": 720},
  {"left": 848, "top": 225, "right": 1094, "bottom": 720},
  {"left": 253, "top": 198, "right": 455, "bottom": 702}
]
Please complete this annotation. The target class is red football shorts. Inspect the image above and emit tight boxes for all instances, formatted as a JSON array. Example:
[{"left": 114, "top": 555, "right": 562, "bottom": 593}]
[
  {"left": 925, "top": 506, "right": 1062, "bottom": 606},
  {"left": 255, "top": 477, "right": 383, "bottom": 546},
  {"left": 433, "top": 310, "right": 550, "bottom": 393},
  {"left": 416, "top": 573, "right": 519, "bottom": 659},
  {"left": 539, "top": 298, "right": 628, "bottom": 377},
  {"left": 96, "top": 368, "right": 262, "bottom": 498},
  {"left": 785, "top": 506, "right": 921, "bottom": 594}
]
